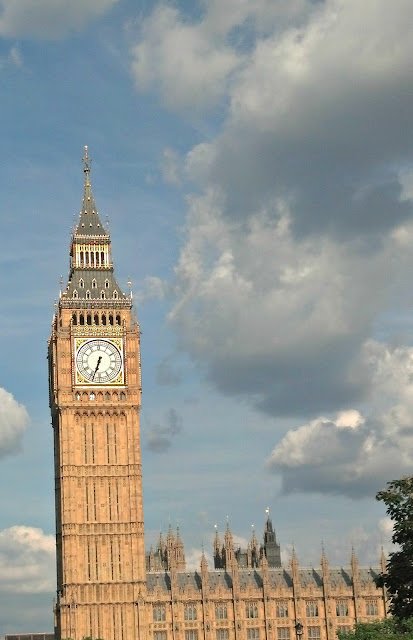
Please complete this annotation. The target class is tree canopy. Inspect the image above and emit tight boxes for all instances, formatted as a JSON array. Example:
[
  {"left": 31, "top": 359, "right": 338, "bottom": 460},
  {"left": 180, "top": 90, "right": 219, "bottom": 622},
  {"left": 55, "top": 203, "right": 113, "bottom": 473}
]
[
  {"left": 338, "top": 619, "right": 413, "bottom": 639},
  {"left": 376, "top": 476, "right": 413, "bottom": 619}
]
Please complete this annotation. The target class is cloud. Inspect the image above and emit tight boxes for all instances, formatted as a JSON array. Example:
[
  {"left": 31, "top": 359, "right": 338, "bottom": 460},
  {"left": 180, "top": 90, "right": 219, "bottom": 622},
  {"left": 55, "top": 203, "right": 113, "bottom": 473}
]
[
  {"left": 130, "top": 0, "right": 317, "bottom": 113},
  {"left": 130, "top": 4, "right": 241, "bottom": 112},
  {"left": 145, "top": 408, "right": 183, "bottom": 452},
  {"left": 169, "top": 197, "right": 399, "bottom": 417},
  {"left": 136, "top": 0, "right": 413, "bottom": 425},
  {"left": 0, "top": 387, "right": 29, "bottom": 458},
  {"left": 162, "top": 148, "right": 182, "bottom": 186},
  {"left": 0, "top": 0, "right": 120, "bottom": 39},
  {"left": 0, "top": 526, "right": 55, "bottom": 593},
  {"left": 135, "top": 275, "right": 166, "bottom": 304},
  {"left": 267, "top": 342, "right": 413, "bottom": 497}
]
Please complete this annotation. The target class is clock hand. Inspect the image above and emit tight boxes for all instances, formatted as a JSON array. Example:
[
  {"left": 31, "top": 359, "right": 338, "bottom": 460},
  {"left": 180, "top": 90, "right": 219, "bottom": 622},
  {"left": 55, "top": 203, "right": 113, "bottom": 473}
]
[{"left": 92, "top": 356, "right": 102, "bottom": 381}]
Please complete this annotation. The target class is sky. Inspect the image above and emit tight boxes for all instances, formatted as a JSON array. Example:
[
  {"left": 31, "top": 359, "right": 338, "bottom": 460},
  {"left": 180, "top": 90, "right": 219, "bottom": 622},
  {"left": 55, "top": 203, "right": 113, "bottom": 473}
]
[{"left": 0, "top": 0, "right": 412, "bottom": 635}]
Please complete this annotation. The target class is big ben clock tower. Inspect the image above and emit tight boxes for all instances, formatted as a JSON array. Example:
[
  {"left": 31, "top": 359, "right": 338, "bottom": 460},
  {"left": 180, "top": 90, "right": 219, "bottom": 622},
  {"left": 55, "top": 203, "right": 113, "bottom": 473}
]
[{"left": 48, "top": 148, "right": 146, "bottom": 640}]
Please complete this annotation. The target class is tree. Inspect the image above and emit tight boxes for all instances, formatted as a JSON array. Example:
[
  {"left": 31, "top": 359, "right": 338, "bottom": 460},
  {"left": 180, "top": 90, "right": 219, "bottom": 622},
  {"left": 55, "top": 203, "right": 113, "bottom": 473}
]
[
  {"left": 376, "top": 476, "right": 413, "bottom": 619},
  {"left": 337, "top": 618, "right": 413, "bottom": 639}
]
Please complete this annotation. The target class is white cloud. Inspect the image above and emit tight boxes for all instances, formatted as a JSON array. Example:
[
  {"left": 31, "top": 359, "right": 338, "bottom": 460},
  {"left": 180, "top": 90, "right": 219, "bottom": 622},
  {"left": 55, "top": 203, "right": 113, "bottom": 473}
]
[
  {"left": 0, "top": 387, "right": 29, "bottom": 458},
  {"left": 130, "top": 4, "right": 242, "bottom": 112},
  {"left": 0, "top": 526, "right": 55, "bottom": 593},
  {"left": 186, "top": 547, "right": 213, "bottom": 570},
  {"left": 162, "top": 147, "right": 182, "bottom": 186},
  {"left": 0, "top": 0, "right": 120, "bottom": 39}
]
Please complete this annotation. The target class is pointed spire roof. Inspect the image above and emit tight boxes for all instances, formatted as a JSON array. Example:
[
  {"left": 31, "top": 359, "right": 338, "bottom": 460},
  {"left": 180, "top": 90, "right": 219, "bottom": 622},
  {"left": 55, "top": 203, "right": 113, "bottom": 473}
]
[
  {"left": 61, "top": 147, "right": 130, "bottom": 306},
  {"left": 201, "top": 548, "right": 208, "bottom": 573},
  {"left": 321, "top": 542, "right": 329, "bottom": 569},
  {"left": 74, "top": 146, "right": 108, "bottom": 238},
  {"left": 380, "top": 546, "right": 387, "bottom": 573}
]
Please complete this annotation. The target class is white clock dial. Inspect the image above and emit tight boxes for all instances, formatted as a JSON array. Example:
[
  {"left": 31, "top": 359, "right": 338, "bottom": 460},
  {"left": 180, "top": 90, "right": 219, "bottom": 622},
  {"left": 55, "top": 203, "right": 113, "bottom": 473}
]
[{"left": 76, "top": 339, "right": 122, "bottom": 384}]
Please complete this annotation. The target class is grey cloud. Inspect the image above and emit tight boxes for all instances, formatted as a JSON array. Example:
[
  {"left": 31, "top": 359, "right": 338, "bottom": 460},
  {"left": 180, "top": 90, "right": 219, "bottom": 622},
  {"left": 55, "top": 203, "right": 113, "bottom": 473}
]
[
  {"left": 188, "top": 0, "right": 413, "bottom": 242},
  {"left": 146, "top": 408, "right": 183, "bottom": 453}
]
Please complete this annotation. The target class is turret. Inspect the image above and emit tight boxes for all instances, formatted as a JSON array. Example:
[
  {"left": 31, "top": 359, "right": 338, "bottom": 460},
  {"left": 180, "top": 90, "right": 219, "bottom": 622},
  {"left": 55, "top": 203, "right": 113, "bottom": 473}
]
[
  {"left": 261, "top": 508, "right": 281, "bottom": 567},
  {"left": 174, "top": 527, "right": 186, "bottom": 570}
]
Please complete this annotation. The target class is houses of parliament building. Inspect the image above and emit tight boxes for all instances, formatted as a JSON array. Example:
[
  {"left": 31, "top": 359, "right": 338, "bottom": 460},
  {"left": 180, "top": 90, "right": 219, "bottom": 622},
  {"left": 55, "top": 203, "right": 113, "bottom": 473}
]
[{"left": 47, "top": 149, "right": 387, "bottom": 640}]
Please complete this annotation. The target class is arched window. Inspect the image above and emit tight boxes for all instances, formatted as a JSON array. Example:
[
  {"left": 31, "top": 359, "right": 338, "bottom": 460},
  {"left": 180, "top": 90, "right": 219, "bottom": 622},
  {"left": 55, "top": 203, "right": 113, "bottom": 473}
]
[
  {"left": 120, "top": 392, "right": 126, "bottom": 402},
  {"left": 73, "top": 290, "right": 78, "bottom": 299},
  {"left": 80, "top": 251, "right": 84, "bottom": 265},
  {"left": 109, "top": 314, "right": 114, "bottom": 326},
  {"left": 101, "top": 291, "right": 105, "bottom": 300},
  {"left": 92, "top": 279, "right": 97, "bottom": 289},
  {"left": 87, "top": 314, "right": 92, "bottom": 326},
  {"left": 116, "top": 314, "right": 121, "bottom": 325},
  {"left": 105, "top": 392, "right": 111, "bottom": 402},
  {"left": 91, "top": 252, "right": 94, "bottom": 266},
  {"left": 86, "top": 290, "right": 91, "bottom": 300},
  {"left": 113, "top": 290, "right": 118, "bottom": 299},
  {"left": 105, "top": 279, "right": 109, "bottom": 288},
  {"left": 79, "top": 314, "right": 85, "bottom": 325},
  {"left": 79, "top": 279, "right": 84, "bottom": 288},
  {"left": 102, "top": 314, "right": 107, "bottom": 325},
  {"left": 101, "top": 251, "right": 105, "bottom": 265},
  {"left": 72, "top": 313, "right": 77, "bottom": 325},
  {"left": 85, "top": 252, "right": 89, "bottom": 266},
  {"left": 94, "top": 314, "right": 99, "bottom": 325},
  {"left": 96, "top": 251, "right": 99, "bottom": 265}
]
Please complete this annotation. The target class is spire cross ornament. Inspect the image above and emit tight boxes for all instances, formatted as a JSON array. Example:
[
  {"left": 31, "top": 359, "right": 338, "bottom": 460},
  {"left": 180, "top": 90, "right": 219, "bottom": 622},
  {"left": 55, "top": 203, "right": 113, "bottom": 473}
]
[
  {"left": 83, "top": 145, "right": 92, "bottom": 188},
  {"left": 83, "top": 145, "right": 91, "bottom": 173}
]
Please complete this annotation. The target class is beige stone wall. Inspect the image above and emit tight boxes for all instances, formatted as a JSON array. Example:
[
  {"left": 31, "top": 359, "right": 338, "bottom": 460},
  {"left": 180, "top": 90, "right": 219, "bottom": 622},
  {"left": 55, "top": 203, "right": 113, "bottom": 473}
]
[
  {"left": 50, "top": 305, "right": 146, "bottom": 640},
  {"left": 143, "top": 570, "right": 387, "bottom": 640}
]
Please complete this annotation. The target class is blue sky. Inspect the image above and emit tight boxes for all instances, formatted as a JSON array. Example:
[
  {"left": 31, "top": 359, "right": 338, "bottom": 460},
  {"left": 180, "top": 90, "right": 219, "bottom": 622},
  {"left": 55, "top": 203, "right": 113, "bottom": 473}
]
[{"left": 1, "top": 0, "right": 413, "bottom": 635}]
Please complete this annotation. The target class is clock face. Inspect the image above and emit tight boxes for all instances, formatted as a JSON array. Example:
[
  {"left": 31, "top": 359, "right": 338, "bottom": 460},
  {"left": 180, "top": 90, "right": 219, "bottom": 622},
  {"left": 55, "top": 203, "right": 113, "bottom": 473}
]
[{"left": 75, "top": 339, "right": 123, "bottom": 384}]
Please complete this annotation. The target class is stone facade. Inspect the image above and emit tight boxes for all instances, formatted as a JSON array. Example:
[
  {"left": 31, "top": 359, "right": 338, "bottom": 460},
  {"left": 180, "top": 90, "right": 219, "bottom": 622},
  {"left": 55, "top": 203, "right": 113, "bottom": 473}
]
[{"left": 49, "top": 150, "right": 387, "bottom": 640}]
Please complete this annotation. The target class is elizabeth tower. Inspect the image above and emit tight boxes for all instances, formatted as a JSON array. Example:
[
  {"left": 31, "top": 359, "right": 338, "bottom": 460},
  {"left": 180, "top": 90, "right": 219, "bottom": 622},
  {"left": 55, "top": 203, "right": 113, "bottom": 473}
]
[{"left": 48, "top": 148, "right": 146, "bottom": 640}]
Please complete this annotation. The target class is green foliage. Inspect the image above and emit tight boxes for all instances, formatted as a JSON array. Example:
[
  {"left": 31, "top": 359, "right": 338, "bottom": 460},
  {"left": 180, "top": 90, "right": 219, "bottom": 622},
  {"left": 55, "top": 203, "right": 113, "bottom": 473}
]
[
  {"left": 376, "top": 476, "right": 413, "bottom": 619},
  {"left": 337, "top": 618, "right": 413, "bottom": 639}
]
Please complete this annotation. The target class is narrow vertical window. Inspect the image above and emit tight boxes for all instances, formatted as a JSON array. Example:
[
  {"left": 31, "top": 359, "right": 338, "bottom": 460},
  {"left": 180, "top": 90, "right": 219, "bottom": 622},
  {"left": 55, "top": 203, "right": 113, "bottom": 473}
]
[
  {"left": 113, "top": 428, "right": 117, "bottom": 462},
  {"left": 86, "top": 483, "right": 89, "bottom": 521},
  {"left": 91, "top": 423, "right": 95, "bottom": 463},
  {"left": 87, "top": 538, "right": 91, "bottom": 579},
  {"left": 110, "top": 539, "right": 114, "bottom": 580},
  {"left": 92, "top": 481, "right": 97, "bottom": 520},
  {"left": 116, "top": 480, "right": 120, "bottom": 519},
  {"left": 84, "top": 424, "right": 87, "bottom": 463},
  {"left": 106, "top": 424, "right": 110, "bottom": 464}
]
